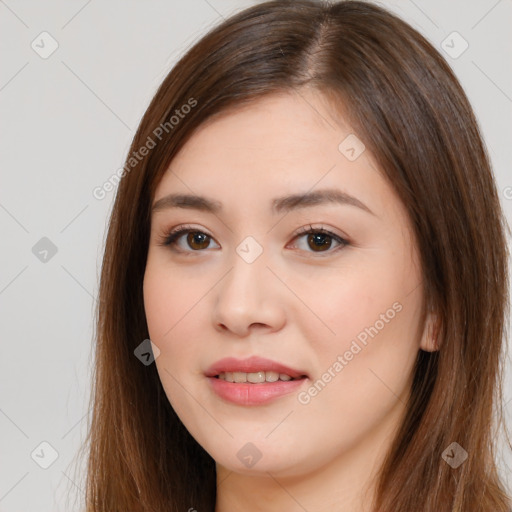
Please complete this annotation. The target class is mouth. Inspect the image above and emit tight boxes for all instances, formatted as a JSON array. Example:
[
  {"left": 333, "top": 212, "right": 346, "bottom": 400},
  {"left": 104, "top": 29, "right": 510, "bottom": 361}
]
[
  {"left": 213, "top": 371, "right": 306, "bottom": 383},
  {"left": 205, "top": 355, "right": 309, "bottom": 381},
  {"left": 205, "top": 356, "right": 309, "bottom": 405}
]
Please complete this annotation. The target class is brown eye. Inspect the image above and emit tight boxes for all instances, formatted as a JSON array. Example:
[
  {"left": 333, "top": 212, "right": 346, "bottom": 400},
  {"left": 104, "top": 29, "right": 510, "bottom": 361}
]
[
  {"left": 185, "top": 231, "right": 210, "bottom": 250},
  {"left": 159, "top": 225, "right": 348, "bottom": 256},
  {"left": 291, "top": 226, "right": 349, "bottom": 256},
  {"left": 159, "top": 226, "right": 220, "bottom": 253},
  {"left": 306, "top": 232, "right": 334, "bottom": 252}
]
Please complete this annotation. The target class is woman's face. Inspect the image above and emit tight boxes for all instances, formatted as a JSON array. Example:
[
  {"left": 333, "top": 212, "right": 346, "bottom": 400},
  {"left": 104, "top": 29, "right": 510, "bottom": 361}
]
[{"left": 143, "top": 90, "right": 435, "bottom": 480}]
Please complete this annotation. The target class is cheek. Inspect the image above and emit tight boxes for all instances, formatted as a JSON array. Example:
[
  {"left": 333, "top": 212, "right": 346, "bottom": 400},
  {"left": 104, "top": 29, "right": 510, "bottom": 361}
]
[
  {"left": 294, "top": 263, "right": 392, "bottom": 351},
  {"left": 143, "top": 263, "right": 201, "bottom": 341},
  {"left": 143, "top": 264, "right": 210, "bottom": 381},
  {"left": 279, "top": 294, "right": 419, "bottom": 476},
  {"left": 143, "top": 266, "right": 204, "bottom": 414},
  {"left": 303, "top": 254, "right": 421, "bottom": 384}
]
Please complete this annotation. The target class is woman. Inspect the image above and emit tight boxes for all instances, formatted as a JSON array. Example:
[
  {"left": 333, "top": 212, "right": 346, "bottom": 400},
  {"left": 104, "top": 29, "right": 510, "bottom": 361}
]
[{"left": 79, "top": 1, "right": 512, "bottom": 510}]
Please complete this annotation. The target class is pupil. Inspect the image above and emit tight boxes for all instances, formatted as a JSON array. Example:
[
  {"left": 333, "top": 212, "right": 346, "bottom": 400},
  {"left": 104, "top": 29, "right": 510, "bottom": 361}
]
[
  {"left": 188, "top": 232, "right": 209, "bottom": 250},
  {"left": 308, "top": 233, "right": 331, "bottom": 251}
]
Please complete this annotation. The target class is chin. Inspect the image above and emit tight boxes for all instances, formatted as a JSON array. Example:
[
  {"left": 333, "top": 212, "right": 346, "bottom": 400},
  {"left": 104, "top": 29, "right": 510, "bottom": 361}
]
[{"left": 209, "top": 441, "right": 311, "bottom": 478}]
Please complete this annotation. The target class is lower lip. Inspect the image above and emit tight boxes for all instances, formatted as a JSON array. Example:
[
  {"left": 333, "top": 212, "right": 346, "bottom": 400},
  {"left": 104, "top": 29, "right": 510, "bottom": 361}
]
[{"left": 207, "top": 376, "right": 307, "bottom": 405}]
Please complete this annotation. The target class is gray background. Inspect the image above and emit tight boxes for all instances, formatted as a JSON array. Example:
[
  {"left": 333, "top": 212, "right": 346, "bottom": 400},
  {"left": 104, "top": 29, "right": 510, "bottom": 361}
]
[{"left": 0, "top": 0, "right": 511, "bottom": 510}]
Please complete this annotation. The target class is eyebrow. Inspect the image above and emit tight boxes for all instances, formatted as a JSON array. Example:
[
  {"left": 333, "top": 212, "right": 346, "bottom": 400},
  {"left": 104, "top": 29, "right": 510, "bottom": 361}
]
[{"left": 151, "top": 188, "right": 375, "bottom": 216}]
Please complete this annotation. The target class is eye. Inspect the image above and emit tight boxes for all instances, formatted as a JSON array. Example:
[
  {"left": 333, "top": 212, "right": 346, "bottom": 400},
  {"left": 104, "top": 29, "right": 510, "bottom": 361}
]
[
  {"left": 157, "top": 223, "right": 349, "bottom": 256},
  {"left": 289, "top": 224, "right": 349, "bottom": 255},
  {"left": 157, "top": 224, "right": 219, "bottom": 253}
]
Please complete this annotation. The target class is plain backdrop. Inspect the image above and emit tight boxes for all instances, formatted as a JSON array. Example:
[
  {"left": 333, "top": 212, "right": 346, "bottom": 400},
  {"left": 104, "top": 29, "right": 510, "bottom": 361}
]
[{"left": 0, "top": 0, "right": 511, "bottom": 510}]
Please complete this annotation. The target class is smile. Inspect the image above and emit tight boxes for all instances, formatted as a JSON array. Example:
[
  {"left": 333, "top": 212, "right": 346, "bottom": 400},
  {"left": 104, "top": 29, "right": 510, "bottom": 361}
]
[{"left": 216, "top": 371, "right": 298, "bottom": 383}]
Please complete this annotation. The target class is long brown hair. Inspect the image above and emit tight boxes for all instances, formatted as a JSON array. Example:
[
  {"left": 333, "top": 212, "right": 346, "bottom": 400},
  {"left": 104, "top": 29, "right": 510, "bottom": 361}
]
[{"left": 77, "top": 1, "right": 512, "bottom": 510}]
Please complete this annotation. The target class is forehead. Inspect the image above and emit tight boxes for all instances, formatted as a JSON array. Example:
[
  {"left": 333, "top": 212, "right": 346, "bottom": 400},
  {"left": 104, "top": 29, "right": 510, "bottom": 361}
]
[
  {"left": 153, "top": 91, "right": 398, "bottom": 222},
  {"left": 171, "top": 91, "right": 348, "bottom": 169}
]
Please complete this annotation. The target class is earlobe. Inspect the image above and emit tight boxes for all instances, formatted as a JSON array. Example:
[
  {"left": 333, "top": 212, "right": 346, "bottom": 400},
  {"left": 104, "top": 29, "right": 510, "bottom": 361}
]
[{"left": 420, "top": 311, "right": 440, "bottom": 352}]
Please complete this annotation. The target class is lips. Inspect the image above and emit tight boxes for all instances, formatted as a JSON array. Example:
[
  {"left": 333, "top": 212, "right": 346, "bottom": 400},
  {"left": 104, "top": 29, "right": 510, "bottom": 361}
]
[
  {"left": 205, "top": 355, "right": 308, "bottom": 380},
  {"left": 205, "top": 355, "right": 309, "bottom": 406}
]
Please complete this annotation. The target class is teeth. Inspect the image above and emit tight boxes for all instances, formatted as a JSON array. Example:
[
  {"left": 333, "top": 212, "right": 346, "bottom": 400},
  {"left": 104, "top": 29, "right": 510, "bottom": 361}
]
[
  {"left": 217, "top": 371, "right": 296, "bottom": 383},
  {"left": 233, "top": 372, "right": 247, "bottom": 383}
]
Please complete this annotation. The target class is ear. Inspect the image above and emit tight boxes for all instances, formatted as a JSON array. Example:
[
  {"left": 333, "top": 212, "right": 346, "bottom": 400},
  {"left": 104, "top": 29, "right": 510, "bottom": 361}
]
[{"left": 419, "top": 310, "right": 440, "bottom": 352}]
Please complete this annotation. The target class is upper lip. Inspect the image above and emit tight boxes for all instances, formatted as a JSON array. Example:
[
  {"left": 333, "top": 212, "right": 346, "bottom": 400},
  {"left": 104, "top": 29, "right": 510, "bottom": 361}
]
[{"left": 205, "top": 356, "right": 308, "bottom": 379}]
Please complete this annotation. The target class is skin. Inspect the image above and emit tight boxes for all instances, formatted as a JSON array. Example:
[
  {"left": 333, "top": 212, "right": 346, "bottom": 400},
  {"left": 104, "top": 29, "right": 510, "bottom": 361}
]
[{"left": 143, "top": 89, "right": 438, "bottom": 512}]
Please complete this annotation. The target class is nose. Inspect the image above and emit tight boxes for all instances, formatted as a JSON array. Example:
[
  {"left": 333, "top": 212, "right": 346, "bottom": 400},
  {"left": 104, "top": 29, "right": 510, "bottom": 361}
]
[{"left": 212, "top": 249, "right": 286, "bottom": 338}]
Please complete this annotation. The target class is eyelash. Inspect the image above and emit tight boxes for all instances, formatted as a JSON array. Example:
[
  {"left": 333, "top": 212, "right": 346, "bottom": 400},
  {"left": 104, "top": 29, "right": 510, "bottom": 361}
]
[{"left": 157, "top": 224, "right": 349, "bottom": 257}]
